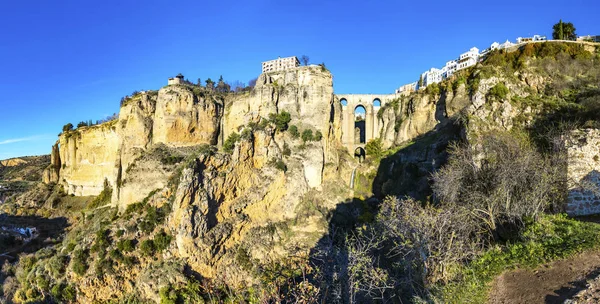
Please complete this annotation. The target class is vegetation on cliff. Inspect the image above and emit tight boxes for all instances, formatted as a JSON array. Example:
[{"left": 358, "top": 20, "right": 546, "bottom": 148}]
[{"left": 1, "top": 41, "right": 600, "bottom": 303}]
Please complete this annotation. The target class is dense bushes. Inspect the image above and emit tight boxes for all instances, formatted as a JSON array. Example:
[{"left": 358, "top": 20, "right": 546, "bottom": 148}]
[
  {"left": 223, "top": 132, "right": 240, "bottom": 153},
  {"left": 487, "top": 82, "right": 509, "bottom": 100}
]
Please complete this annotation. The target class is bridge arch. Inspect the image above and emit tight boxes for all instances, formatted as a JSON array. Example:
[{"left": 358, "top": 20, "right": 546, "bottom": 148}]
[{"left": 337, "top": 94, "right": 397, "bottom": 153}]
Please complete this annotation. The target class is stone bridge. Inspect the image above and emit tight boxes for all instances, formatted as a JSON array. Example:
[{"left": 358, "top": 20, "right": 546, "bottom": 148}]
[{"left": 337, "top": 94, "right": 399, "bottom": 156}]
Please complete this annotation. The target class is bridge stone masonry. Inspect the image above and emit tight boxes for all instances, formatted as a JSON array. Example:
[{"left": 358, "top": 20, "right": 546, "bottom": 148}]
[{"left": 336, "top": 93, "right": 400, "bottom": 156}]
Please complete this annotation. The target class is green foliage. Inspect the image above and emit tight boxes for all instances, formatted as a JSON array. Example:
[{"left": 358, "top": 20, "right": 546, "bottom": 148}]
[
  {"left": 161, "top": 155, "right": 184, "bottom": 165},
  {"left": 154, "top": 229, "right": 172, "bottom": 252},
  {"left": 268, "top": 111, "right": 292, "bottom": 132},
  {"left": 117, "top": 239, "right": 135, "bottom": 252},
  {"left": 91, "top": 228, "right": 111, "bottom": 253},
  {"left": 488, "top": 82, "right": 509, "bottom": 101},
  {"left": 240, "top": 128, "right": 253, "bottom": 140},
  {"left": 88, "top": 179, "right": 112, "bottom": 209},
  {"left": 51, "top": 282, "right": 76, "bottom": 302},
  {"left": 365, "top": 138, "right": 383, "bottom": 158},
  {"left": 425, "top": 82, "right": 440, "bottom": 97},
  {"left": 223, "top": 132, "right": 240, "bottom": 153},
  {"left": 62, "top": 123, "right": 73, "bottom": 133},
  {"left": 552, "top": 19, "right": 577, "bottom": 40},
  {"left": 274, "top": 160, "right": 287, "bottom": 172},
  {"left": 159, "top": 281, "right": 206, "bottom": 304},
  {"left": 442, "top": 214, "right": 600, "bottom": 303},
  {"left": 138, "top": 204, "right": 168, "bottom": 233},
  {"left": 71, "top": 249, "right": 88, "bottom": 276},
  {"left": 301, "top": 129, "right": 314, "bottom": 142},
  {"left": 394, "top": 118, "right": 403, "bottom": 132},
  {"left": 288, "top": 125, "right": 300, "bottom": 138},
  {"left": 140, "top": 239, "right": 156, "bottom": 256},
  {"left": 282, "top": 142, "right": 291, "bottom": 156},
  {"left": 314, "top": 130, "right": 323, "bottom": 141}
]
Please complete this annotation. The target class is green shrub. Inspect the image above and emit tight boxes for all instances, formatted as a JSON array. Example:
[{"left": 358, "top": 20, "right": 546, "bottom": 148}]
[
  {"left": 241, "top": 128, "right": 253, "bottom": 140},
  {"left": 223, "top": 132, "right": 240, "bottom": 153},
  {"left": 274, "top": 160, "right": 287, "bottom": 172},
  {"left": 301, "top": 129, "right": 314, "bottom": 142},
  {"left": 268, "top": 111, "right": 292, "bottom": 131},
  {"left": 314, "top": 130, "right": 323, "bottom": 141},
  {"left": 62, "top": 123, "right": 74, "bottom": 133},
  {"left": 117, "top": 239, "right": 135, "bottom": 252},
  {"left": 282, "top": 143, "right": 291, "bottom": 156},
  {"left": 442, "top": 214, "right": 600, "bottom": 303},
  {"left": 488, "top": 83, "right": 509, "bottom": 101},
  {"left": 71, "top": 249, "right": 88, "bottom": 276},
  {"left": 154, "top": 230, "right": 172, "bottom": 252},
  {"left": 160, "top": 285, "right": 178, "bottom": 304},
  {"left": 288, "top": 125, "right": 300, "bottom": 139},
  {"left": 88, "top": 179, "right": 112, "bottom": 209},
  {"left": 91, "top": 228, "right": 111, "bottom": 253},
  {"left": 426, "top": 83, "right": 440, "bottom": 97},
  {"left": 140, "top": 240, "right": 156, "bottom": 256},
  {"left": 161, "top": 155, "right": 184, "bottom": 165},
  {"left": 365, "top": 138, "right": 383, "bottom": 158}
]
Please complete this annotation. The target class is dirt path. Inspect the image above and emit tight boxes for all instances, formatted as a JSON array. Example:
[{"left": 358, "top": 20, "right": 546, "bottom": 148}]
[{"left": 488, "top": 250, "right": 600, "bottom": 303}]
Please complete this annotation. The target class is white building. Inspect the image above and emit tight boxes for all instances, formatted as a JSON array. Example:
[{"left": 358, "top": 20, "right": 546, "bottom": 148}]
[
  {"left": 442, "top": 60, "right": 458, "bottom": 78},
  {"left": 421, "top": 68, "right": 443, "bottom": 87},
  {"left": 395, "top": 82, "right": 417, "bottom": 94},
  {"left": 261, "top": 56, "right": 300, "bottom": 73},
  {"left": 516, "top": 35, "right": 547, "bottom": 43},
  {"left": 167, "top": 73, "right": 184, "bottom": 85},
  {"left": 577, "top": 35, "right": 600, "bottom": 42},
  {"left": 456, "top": 47, "right": 479, "bottom": 71}
]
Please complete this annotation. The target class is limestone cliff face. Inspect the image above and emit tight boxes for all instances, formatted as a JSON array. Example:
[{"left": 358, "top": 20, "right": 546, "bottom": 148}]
[
  {"left": 45, "top": 67, "right": 336, "bottom": 210},
  {"left": 153, "top": 85, "right": 223, "bottom": 146},
  {"left": 168, "top": 130, "right": 330, "bottom": 281},
  {"left": 225, "top": 66, "right": 334, "bottom": 143}
]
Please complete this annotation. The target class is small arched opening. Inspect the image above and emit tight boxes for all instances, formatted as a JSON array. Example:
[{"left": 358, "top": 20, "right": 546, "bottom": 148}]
[
  {"left": 340, "top": 98, "right": 348, "bottom": 107},
  {"left": 354, "top": 105, "right": 366, "bottom": 144},
  {"left": 373, "top": 98, "right": 381, "bottom": 107},
  {"left": 354, "top": 147, "right": 366, "bottom": 162}
]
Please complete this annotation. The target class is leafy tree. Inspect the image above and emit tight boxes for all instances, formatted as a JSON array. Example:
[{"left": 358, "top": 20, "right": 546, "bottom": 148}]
[
  {"left": 365, "top": 138, "right": 382, "bottom": 158},
  {"left": 288, "top": 125, "right": 299, "bottom": 139},
  {"left": 300, "top": 55, "right": 310, "bottom": 66},
  {"left": 269, "top": 111, "right": 291, "bottom": 131},
  {"left": 205, "top": 78, "right": 215, "bottom": 90},
  {"left": 552, "top": 19, "right": 577, "bottom": 41},
  {"left": 301, "top": 129, "right": 314, "bottom": 143},
  {"left": 62, "top": 123, "right": 74, "bottom": 133},
  {"left": 140, "top": 239, "right": 156, "bottom": 256},
  {"left": 223, "top": 132, "right": 240, "bottom": 153}
]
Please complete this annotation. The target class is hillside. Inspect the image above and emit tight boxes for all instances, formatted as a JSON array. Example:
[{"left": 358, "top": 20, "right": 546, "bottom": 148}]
[{"left": 1, "top": 41, "right": 600, "bottom": 303}]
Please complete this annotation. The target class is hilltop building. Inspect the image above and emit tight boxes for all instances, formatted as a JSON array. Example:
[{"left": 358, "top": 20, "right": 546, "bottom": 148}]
[
  {"left": 168, "top": 73, "right": 184, "bottom": 85},
  {"left": 395, "top": 82, "right": 418, "bottom": 94},
  {"left": 577, "top": 35, "right": 600, "bottom": 42},
  {"left": 421, "top": 68, "right": 443, "bottom": 87},
  {"left": 262, "top": 56, "right": 300, "bottom": 73},
  {"left": 517, "top": 35, "right": 547, "bottom": 43},
  {"left": 457, "top": 47, "right": 479, "bottom": 71}
]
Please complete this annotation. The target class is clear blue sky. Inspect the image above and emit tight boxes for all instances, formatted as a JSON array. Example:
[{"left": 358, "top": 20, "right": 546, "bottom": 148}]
[{"left": 0, "top": 0, "right": 598, "bottom": 159}]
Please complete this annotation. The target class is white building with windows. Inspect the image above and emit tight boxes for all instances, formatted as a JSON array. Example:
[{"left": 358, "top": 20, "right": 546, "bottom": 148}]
[
  {"left": 261, "top": 56, "right": 300, "bottom": 73},
  {"left": 442, "top": 60, "right": 458, "bottom": 78},
  {"left": 456, "top": 47, "right": 479, "bottom": 71},
  {"left": 395, "top": 82, "right": 417, "bottom": 94},
  {"left": 517, "top": 35, "right": 547, "bottom": 43},
  {"left": 421, "top": 68, "right": 443, "bottom": 87}
]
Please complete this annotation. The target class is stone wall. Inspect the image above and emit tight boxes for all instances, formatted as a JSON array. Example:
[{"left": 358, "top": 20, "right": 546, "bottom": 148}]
[{"left": 565, "top": 128, "right": 600, "bottom": 216}]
